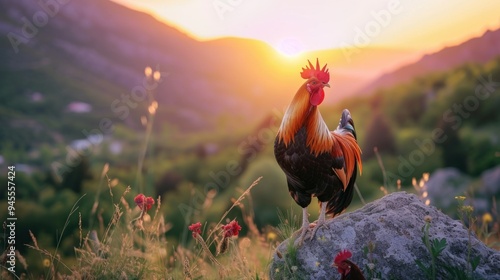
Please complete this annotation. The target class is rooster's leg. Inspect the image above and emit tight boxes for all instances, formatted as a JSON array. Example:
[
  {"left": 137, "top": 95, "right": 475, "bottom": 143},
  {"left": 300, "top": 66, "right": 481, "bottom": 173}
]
[
  {"left": 310, "top": 202, "right": 329, "bottom": 240},
  {"left": 294, "top": 208, "right": 310, "bottom": 246}
]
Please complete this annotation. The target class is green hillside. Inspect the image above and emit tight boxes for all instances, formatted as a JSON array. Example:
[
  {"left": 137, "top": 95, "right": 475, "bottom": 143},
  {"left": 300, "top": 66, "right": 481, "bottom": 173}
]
[{"left": 357, "top": 56, "right": 500, "bottom": 182}]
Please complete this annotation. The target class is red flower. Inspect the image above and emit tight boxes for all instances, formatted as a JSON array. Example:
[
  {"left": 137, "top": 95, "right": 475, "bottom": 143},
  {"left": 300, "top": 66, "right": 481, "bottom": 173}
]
[
  {"left": 145, "top": 196, "right": 155, "bottom": 211},
  {"left": 134, "top": 194, "right": 155, "bottom": 211},
  {"left": 222, "top": 220, "right": 242, "bottom": 238},
  {"left": 134, "top": 194, "right": 145, "bottom": 207},
  {"left": 188, "top": 222, "right": 202, "bottom": 238}
]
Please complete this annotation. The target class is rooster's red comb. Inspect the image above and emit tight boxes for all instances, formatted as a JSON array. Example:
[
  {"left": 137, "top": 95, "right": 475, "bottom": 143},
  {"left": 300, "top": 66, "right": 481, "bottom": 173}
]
[
  {"left": 300, "top": 58, "right": 330, "bottom": 84},
  {"left": 334, "top": 249, "right": 352, "bottom": 265}
]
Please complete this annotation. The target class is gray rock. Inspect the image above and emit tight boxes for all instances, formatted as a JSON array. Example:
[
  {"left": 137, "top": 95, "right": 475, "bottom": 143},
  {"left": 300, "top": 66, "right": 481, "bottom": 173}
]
[
  {"left": 426, "top": 168, "right": 470, "bottom": 210},
  {"left": 481, "top": 166, "right": 500, "bottom": 195},
  {"left": 469, "top": 197, "right": 490, "bottom": 214},
  {"left": 269, "top": 192, "right": 500, "bottom": 280}
]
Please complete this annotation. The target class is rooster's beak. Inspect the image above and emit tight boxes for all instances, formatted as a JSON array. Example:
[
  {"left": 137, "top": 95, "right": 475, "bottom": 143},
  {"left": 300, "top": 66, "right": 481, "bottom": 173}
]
[{"left": 324, "top": 83, "right": 330, "bottom": 88}]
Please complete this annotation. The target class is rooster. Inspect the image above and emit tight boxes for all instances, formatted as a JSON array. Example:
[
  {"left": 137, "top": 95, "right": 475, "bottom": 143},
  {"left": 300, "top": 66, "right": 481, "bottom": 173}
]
[
  {"left": 333, "top": 249, "right": 366, "bottom": 280},
  {"left": 274, "top": 59, "right": 362, "bottom": 243}
]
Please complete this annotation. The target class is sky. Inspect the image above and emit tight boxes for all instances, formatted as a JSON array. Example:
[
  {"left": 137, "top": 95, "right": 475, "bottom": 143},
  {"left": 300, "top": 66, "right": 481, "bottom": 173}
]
[{"left": 113, "top": 0, "right": 500, "bottom": 56}]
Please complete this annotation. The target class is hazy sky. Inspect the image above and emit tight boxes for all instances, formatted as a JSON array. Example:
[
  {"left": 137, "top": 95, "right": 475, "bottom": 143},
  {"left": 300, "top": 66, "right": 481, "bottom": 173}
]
[{"left": 113, "top": 0, "right": 500, "bottom": 56}]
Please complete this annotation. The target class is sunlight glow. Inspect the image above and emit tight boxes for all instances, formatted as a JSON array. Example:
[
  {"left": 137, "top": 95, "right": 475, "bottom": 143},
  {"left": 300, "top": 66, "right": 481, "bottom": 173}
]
[
  {"left": 113, "top": 0, "right": 500, "bottom": 53},
  {"left": 273, "top": 38, "right": 304, "bottom": 58}
]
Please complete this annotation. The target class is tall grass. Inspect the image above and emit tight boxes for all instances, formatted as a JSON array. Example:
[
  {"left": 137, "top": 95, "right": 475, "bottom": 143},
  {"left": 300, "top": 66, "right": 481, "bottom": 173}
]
[{"left": 14, "top": 174, "right": 276, "bottom": 279}]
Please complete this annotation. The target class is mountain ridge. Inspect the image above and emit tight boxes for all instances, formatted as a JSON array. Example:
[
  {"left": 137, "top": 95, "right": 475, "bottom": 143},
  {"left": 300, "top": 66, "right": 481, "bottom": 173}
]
[
  {"left": 359, "top": 28, "right": 500, "bottom": 96},
  {"left": 1, "top": 0, "right": 498, "bottom": 135}
]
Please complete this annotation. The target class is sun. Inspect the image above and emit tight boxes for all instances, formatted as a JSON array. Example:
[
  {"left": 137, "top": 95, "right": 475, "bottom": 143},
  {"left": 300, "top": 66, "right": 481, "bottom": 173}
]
[
  {"left": 275, "top": 47, "right": 303, "bottom": 58},
  {"left": 273, "top": 37, "right": 305, "bottom": 58}
]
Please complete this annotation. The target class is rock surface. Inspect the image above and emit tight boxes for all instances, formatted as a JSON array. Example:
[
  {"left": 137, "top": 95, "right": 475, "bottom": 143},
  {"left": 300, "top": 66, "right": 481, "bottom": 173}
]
[
  {"left": 426, "top": 168, "right": 470, "bottom": 210},
  {"left": 269, "top": 192, "right": 500, "bottom": 280},
  {"left": 481, "top": 166, "right": 500, "bottom": 195}
]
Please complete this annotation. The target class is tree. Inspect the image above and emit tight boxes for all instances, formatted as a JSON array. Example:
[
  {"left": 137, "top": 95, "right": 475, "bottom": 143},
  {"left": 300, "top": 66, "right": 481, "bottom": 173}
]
[
  {"left": 363, "top": 111, "right": 397, "bottom": 159},
  {"left": 61, "top": 155, "right": 93, "bottom": 193},
  {"left": 437, "top": 119, "right": 468, "bottom": 173}
]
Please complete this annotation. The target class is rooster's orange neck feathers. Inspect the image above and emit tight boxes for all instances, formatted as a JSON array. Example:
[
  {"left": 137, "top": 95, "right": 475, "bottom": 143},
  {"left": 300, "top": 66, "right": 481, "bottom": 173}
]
[{"left": 277, "top": 82, "right": 333, "bottom": 155}]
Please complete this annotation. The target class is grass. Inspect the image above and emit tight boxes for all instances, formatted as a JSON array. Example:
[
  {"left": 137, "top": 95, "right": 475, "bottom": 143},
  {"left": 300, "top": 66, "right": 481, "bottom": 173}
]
[
  {"left": 1, "top": 67, "right": 274, "bottom": 279},
  {"left": 271, "top": 209, "right": 303, "bottom": 280},
  {"left": 2, "top": 171, "right": 500, "bottom": 279},
  {"left": 0, "top": 67, "right": 275, "bottom": 279},
  {"left": 3, "top": 175, "right": 274, "bottom": 279},
  {"left": 2, "top": 148, "right": 499, "bottom": 279}
]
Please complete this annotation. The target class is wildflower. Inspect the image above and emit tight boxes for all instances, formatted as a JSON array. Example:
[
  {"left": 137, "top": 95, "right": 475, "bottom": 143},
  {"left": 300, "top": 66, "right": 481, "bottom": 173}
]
[
  {"left": 134, "top": 194, "right": 145, "bottom": 206},
  {"left": 455, "top": 196, "right": 466, "bottom": 202},
  {"left": 367, "top": 263, "right": 375, "bottom": 270},
  {"left": 291, "top": 266, "right": 298, "bottom": 272},
  {"left": 217, "top": 220, "right": 242, "bottom": 254},
  {"left": 461, "top": 205, "right": 474, "bottom": 213},
  {"left": 379, "top": 186, "right": 388, "bottom": 195},
  {"left": 188, "top": 222, "right": 202, "bottom": 238},
  {"left": 148, "top": 101, "right": 158, "bottom": 115},
  {"left": 239, "top": 237, "right": 251, "bottom": 250},
  {"left": 153, "top": 71, "right": 161, "bottom": 81},
  {"left": 222, "top": 220, "right": 242, "bottom": 238},
  {"left": 424, "top": 215, "right": 432, "bottom": 223},
  {"left": 43, "top": 258, "right": 51, "bottom": 268},
  {"left": 134, "top": 194, "right": 155, "bottom": 211},
  {"left": 145, "top": 196, "right": 155, "bottom": 210},
  {"left": 482, "top": 213, "right": 493, "bottom": 224},
  {"left": 267, "top": 232, "right": 277, "bottom": 242},
  {"left": 423, "top": 173, "right": 429, "bottom": 181}
]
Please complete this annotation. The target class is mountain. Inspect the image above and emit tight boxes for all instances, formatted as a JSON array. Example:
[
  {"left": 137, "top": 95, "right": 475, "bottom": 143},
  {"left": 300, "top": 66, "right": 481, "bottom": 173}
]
[
  {"left": 360, "top": 29, "right": 500, "bottom": 95},
  {"left": 0, "top": 0, "right": 421, "bottom": 146},
  {"left": 0, "top": 0, "right": 266, "bottom": 141}
]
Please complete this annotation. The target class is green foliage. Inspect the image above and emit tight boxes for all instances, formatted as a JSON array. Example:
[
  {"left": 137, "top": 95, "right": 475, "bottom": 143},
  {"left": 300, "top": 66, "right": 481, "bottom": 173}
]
[
  {"left": 416, "top": 218, "right": 443, "bottom": 280},
  {"left": 273, "top": 209, "right": 307, "bottom": 280},
  {"left": 429, "top": 238, "right": 447, "bottom": 257},
  {"left": 362, "top": 241, "right": 382, "bottom": 279},
  {"left": 369, "top": 57, "right": 500, "bottom": 177},
  {"left": 363, "top": 111, "right": 397, "bottom": 159},
  {"left": 461, "top": 126, "right": 499, "bottom": 176},
  {"left": 415, "top": 197, "right": 485, "bottom": 280},
  {"left": 239, "top": 158, "right": 303, "bottom": 227},
  {"left": 387, "top": 86, "right": 428, "bottom": 126}
]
